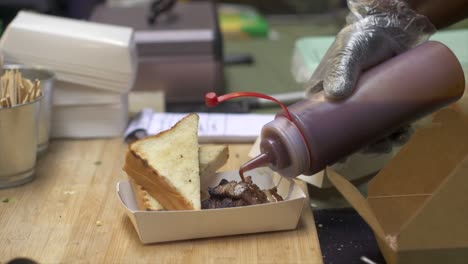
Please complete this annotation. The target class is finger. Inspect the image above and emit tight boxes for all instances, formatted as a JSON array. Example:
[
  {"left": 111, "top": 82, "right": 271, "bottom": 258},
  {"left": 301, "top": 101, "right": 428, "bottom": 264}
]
[
  {"left": 322, "top": 52, "right": 361, "bottom": 99},
  {"left": 323, "top": 28, "right": 396, "bottom": 100},
  {"left": 322, "top": 30, "right": 367, "bottom": 99}
]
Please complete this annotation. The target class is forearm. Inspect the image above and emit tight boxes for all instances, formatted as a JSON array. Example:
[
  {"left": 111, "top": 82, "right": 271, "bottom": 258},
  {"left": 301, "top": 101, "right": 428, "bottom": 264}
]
[{"left": 406, "top": 0, "right": 468, "bottom": 29}]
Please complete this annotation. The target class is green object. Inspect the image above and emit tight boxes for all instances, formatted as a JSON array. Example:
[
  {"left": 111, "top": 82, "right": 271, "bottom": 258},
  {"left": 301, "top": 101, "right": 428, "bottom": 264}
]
[
  {"left": 2, "top": 197, "right": 16, "bottom": 203},
  {"left": 292, "top": 35, "right": 334, "bottom": 83},
  {"left": 219, "top": 5, "right": 269, "bottom": 38},
  {"left": 431, "top": 29, "right": 468, "bottom": 68}
]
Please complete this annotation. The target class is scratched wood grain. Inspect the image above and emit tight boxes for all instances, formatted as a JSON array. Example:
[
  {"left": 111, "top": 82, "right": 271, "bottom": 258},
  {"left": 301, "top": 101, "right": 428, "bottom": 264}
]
[{"left": 0, "top": 139, "right": 323, "bottom": 264}]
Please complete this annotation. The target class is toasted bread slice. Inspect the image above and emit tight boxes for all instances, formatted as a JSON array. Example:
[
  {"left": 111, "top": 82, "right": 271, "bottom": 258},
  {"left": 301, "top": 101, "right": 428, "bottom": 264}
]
[
  {"left": 124, "top": 113, "right": 200, "bottom": 210},
  {"left": 199, "top": 145, "right": 229, "bottom": 177},
  {"left": 129, "top": 178, "right": 164, "bottom": 211},
  {"left": 130, "top": 145, "right": 229, "bottom": 211}
]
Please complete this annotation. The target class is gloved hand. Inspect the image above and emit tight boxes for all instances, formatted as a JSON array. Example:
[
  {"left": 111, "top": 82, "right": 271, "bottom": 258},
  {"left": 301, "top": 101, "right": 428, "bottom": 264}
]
[
  {"left": 307, "top": 0, "right": 435, "bottom": 99},
  {"left": 307, "top": 0, "right": 435, "bottom": 153}
]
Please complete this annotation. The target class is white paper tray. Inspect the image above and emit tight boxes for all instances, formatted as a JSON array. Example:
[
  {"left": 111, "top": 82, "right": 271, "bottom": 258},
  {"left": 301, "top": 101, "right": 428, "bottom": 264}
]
[{"left": 116, "top": 170, "right": 306, "bottom": 244}]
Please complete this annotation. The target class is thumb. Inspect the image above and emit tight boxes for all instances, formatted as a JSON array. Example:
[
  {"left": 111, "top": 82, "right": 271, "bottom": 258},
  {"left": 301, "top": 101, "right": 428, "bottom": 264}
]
[
  {"left": 322, "top": 49, "right": 362, "bottom": 100},
  {"left": 323, "top": 29, "right": 396, "bottom": 100}
]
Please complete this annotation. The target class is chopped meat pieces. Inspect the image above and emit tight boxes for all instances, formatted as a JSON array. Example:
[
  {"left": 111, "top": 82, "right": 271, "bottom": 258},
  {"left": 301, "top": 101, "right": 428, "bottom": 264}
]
[
  {"left": 202, "top": 176, "right": 283, "bottom": 209},
  {"left": 202, "top": 197, "right": 247, "bottom": 209},
  {"left": 268, "top": 187, "right": 284, "bottom": 202}
]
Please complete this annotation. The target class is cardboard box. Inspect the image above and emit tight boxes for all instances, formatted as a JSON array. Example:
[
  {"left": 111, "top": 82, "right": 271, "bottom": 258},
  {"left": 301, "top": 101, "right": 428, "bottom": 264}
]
[
  {"left": 326, "top": 108, "right": 468, "bottom": 264},
  {"left": 116, "top": 170, "right": 306, "bottom": 244}
]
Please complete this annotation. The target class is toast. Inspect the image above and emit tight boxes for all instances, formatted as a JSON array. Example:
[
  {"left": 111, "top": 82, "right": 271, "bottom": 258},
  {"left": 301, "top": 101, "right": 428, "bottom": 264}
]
[
  {"left": 130, "top": 145, "right": 229, "bottom": 211},
  {"left": 123, "top": 113, "right": 201, "bottom": 210}
]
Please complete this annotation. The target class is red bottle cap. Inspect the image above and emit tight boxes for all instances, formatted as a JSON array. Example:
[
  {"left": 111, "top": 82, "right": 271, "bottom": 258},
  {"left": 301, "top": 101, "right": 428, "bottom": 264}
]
[{"left": 205, "top": 92, "right": 294, "bottom": 121}]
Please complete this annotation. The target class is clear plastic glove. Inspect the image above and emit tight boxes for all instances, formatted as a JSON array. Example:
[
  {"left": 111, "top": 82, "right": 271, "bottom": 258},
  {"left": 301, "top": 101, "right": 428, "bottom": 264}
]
[
  {"left": 307, "top": 0, "right": 435, "bottom": 99},
  {"left": 307, "top": 0, "right": 435, "bottom": 153}
]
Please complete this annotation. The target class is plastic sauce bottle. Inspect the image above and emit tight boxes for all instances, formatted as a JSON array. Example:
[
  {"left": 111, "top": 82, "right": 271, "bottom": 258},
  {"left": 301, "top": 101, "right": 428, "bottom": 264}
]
[{"left": 206, "top": 41, "right": 466, "bottom": 179}]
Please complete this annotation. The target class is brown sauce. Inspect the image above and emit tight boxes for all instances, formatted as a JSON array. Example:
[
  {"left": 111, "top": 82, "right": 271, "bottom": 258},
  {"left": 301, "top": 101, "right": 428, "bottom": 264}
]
[{"left": 238, "top": 167, "right": 246, "bottom": 182}]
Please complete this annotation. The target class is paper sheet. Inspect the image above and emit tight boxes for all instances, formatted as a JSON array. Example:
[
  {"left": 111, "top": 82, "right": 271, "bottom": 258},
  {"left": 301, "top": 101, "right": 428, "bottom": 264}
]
[{"left": 124, "top": 108, "right": 275, "bottom": 143}]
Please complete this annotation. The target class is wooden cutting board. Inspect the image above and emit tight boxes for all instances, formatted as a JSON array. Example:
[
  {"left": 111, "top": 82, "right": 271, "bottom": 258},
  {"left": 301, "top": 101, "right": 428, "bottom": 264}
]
[{"left": 0, "top": 139, "right": 323, "bottom": 263}]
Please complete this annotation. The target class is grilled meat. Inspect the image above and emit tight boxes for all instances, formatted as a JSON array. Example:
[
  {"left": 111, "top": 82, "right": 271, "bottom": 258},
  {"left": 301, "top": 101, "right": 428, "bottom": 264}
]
[
  {"left": 201, "top": 197, "right": 247, "bottom": 209},
  {"left": 202, "top": 176, "right": 283, "bottom": 209},
  {"left": 264, "top": 187, "right": 284, "bottom": 203}
]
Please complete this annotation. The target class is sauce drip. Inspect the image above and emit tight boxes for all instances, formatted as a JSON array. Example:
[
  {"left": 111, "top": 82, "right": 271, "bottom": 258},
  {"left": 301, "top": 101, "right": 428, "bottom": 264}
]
[
  {"left": 269, "top": 187, "right": 284, "bottom": 201},
  {"left": 239, "top": 167, "right": 246, "bottom": 182}
]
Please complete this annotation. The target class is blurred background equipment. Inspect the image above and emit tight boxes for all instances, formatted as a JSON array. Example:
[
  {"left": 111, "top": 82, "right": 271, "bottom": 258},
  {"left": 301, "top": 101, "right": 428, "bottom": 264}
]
[
  {"left": 90, "top": 1, "right": 225, "bottom": 105},
  {"left": 218, "top": 4, "right": 269, "bottom": 39}
]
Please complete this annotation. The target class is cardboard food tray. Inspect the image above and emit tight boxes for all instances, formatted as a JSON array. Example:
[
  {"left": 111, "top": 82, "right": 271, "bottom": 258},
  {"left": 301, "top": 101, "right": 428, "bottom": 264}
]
[
  {"left": 326, "top": 108, "right": 468, "bottom": 264},
  {"left": 116, "top": 169, "right": 306, "bottom": 244}
]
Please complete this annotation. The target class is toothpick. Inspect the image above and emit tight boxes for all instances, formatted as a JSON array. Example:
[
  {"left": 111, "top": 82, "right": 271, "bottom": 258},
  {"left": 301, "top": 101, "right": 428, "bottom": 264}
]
[
  {"left": 22, "top": 92, "right": 29, "bottom": 104},
  {"left": 0, "top": 73, "right": 3, "bottom": 98},
  {"left": 26, "top": 89, "right": 34, "bottom": 103},
  {"left": 16, "top": 71, "right": 20, "bottom": 105},
  {"left": 23, "top": 78, "right": 33, "bottom": 102},
  {"left": 13, "top": 70, "right": 16, "bottom": 94},
  {"left": 8, "top": 71, "right": 16, "bottom": 106},
  {"left": 19, "top": 81, "right": 25, "bottom": 103},
  {"left": 35, "top": 82, "right": 41, "bottom": 99},
  {"left": 26, "top": 81, "right": 35, "bottom": 103},
  {"left": 0, "top": 98, "right": 7, "bottom": 108},
  {"left": 5, "top": 94, "right": 12, "bottom": 108},
  {"left": 31, "top": 80, "right": 38, "bottom": 100},
  {"left": 0, "top": 79, "right": 3, "bottom": 100},
  {"left": 15, "top": 70, "right": 21, "bottom": 104},
  {"left": 22, "top": 78, "right": 30, "bottom": 90},
  {"left": 2, "top": 74, "right": 8, "bottom": 98}
]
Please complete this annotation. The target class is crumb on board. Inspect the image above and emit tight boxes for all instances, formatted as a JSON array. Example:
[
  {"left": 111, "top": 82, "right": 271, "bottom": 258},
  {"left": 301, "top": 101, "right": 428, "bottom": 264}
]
[
  {"left": 96, "top": 220, "right": 103, "bottom": 226},
  {"left": 2, "top": 197, "right": 16, "bottom": 203}
]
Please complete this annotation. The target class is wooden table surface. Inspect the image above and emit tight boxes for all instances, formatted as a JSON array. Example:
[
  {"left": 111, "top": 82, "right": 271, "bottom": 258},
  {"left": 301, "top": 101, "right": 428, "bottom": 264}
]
[{"left": 0, "top": 139, "right": 323, "bottom": 264}]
